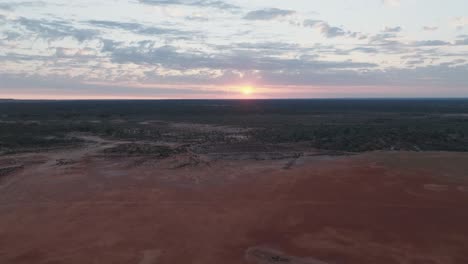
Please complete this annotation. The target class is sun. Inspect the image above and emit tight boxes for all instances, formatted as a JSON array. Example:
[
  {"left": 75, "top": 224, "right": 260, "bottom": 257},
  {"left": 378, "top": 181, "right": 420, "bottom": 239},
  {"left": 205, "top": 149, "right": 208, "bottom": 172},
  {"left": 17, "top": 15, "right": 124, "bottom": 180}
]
[{"left": 241, "top": 86, "right": 254, "bottom": 95}]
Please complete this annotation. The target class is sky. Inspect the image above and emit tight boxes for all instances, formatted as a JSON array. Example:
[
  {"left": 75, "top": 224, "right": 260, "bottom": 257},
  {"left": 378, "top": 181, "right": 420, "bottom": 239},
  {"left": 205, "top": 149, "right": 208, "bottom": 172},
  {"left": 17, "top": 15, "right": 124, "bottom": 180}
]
[{"left": 0, "top": 0, "right": 468, "bottom": 99}]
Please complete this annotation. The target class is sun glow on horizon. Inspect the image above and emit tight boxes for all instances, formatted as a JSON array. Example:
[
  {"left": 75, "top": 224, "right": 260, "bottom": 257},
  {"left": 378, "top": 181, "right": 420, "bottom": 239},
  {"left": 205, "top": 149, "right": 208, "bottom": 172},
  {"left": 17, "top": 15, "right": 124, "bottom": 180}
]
[{"left": 241, "top": 86, "right": 254, "bottom": 95}]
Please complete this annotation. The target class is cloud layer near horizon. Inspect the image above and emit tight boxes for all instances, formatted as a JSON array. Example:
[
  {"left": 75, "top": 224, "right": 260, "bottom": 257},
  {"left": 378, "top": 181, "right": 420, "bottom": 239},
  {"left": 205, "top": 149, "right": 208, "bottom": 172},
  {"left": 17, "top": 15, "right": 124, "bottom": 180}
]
[{"left": 0, "top": 0, "right": 468, "bottom": 98}]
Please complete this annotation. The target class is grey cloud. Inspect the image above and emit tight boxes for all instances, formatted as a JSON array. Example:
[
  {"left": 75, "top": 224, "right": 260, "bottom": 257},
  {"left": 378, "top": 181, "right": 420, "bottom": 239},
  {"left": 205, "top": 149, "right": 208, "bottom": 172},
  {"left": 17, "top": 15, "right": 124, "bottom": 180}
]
[
  {"left": 87, "top": 20, "right": 194, "bottom": 38},
  {"left": 108, "top": 43, "right": 376, "bottom": 72},
  {"left": 367, "top": 32, "right": 416, "bottom": 54},
  {"left": 368, "top": 33, "right": 403, "bottom": 51},
  {"left": 348, "top": 32, "right": 368, "bottom": 40},
  {"left": 16, "top": 17, "right": 98, "bottom": 42},
  {"left": 233, "top": 42, "right": 299, "bottom": 51},
  {"left": 439, "top": 59, "right": 466, "bottom": 67},
  {"left": 0, "top": 31, "right": 22, "bottom": 41},
  {"left": 0, "top": 3, "right": 13, "bottom": 10},
  {"left": 370, "top": 33, "right": 397, "bottom": 42},
  {"left": 53, "top": 47, "right": 97, "bottom": 59},
  {"left": 244, "top": 8, "right": 295, "bottom": 20},
  {"left": 0, "top": 52, "right": 50, "bottom": 62},
  {"left": 303, "top": 19, "right": 361, "bottom": 39},
  {"left": 400, "top": 54, "right": 420, "bottom": 60},
  {"left": 138, "top": 0, "right": 239, "bottom": 10},
  {"left": 100, "top": 39, "right": 122, "bottom": 52},
  {"left": 0, "top": 49, "right": 100, "bottom": 68},
  {"left": 185, "top": 15, "right": 209, "bottom": 21},
  {"left": 351, "top": 47, "right": 379, "bottom": 53},
  {"left": 455, "top": 38, "right": 468, "bottom": 45},
  {"left": 383, "top": 26, "right": 402, "bottom": 32},
  {"left": 391, "top": 64, "right": 468, "bottom": 88},
  {"left": 87, "top": 20, "right": 141, "bottom": 31},
  {"left": 211, "top": 41, "right": 318, "bottom": 57},
  {"left": 319, "top": 24, "right": 346, "bottom": 38},
  {"left": 0, "top": 1, "right": 44, "bottom": 10},
  {"left": 413, "top": 40, "right": 451, "bottom": 46},
  {"left": 303, "top": 19, "right": 321, "bottom": 27},
  {"left": 405, "top": 59, "right": 425, "bottom": 66},
  {"left": 304, "top": 20, "right": 346, "bottom": 38},
  {"left": 205, "top": 61, "right": 468, "bottom": 91},
  {"left": 258, "top": 63, "right": 468, "bottom": 90}
]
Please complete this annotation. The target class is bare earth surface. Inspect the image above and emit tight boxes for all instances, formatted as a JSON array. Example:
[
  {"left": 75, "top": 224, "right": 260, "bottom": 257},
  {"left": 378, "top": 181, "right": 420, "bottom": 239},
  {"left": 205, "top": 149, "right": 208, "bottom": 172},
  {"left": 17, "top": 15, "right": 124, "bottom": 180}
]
[{"left": 1, "top": 137, "right": 468, "bottom": 264}]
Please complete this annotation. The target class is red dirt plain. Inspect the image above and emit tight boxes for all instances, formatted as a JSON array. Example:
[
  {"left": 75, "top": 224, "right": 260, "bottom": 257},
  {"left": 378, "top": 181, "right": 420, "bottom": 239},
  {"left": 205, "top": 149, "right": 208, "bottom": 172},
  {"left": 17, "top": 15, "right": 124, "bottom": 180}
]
[{"left": 1, "top": 147, "right": 468, "bottom": 264}]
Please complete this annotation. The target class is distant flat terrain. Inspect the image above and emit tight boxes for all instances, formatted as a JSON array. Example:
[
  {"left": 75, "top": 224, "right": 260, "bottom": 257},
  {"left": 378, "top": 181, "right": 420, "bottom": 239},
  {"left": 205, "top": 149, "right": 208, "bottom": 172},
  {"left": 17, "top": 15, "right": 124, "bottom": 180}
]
[{"left": 3, "top": 99, "right": 468, "bottom": 154}]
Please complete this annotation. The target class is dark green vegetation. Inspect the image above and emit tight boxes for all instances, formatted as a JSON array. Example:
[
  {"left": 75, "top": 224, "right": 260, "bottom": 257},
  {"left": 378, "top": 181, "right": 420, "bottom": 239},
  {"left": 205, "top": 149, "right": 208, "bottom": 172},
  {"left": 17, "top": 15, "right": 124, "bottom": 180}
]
[
  {"left": 2, "top": 99, "right": 468, "bottom": 153},
  {"left": 102, "top": 144, "right": 181, "bottom": 157}
]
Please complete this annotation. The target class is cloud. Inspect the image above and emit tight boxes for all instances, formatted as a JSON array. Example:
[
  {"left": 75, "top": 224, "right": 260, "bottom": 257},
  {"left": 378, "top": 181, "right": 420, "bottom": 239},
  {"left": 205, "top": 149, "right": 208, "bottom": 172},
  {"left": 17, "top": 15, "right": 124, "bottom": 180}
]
[
  {"left": 412, "top": 40, "right": 451, "bottom": 46},
  {"left": 87, "top": 20, "right": 194, "bottom": 38},
  {"left": 439, "top": 59, "right": 466, "bottom": 67},
  {"left": 405, "top": 59, "right": 425, "bottom": 66},
  {"left": 0, "top": 3, "right": 14, "bottom": 10},
  {"left": 383, "top": 26, "right": 402, "bottom": 32},
  {"left": 16, "top": 17, "right": 98, "bottom": 42},
  {"left": 2, "top": 39, "right": 467, "bottom": 97},
  {"left": 0, "top": 52, "right": 50, "bottom": 62},
  {"left": 455, "top": 37, "right": 468, "bottom": 46},
  {"left": 0, "top": 31, "right": 22, "bottom": 41},
  {"left": 87, "top": 20, "right": 142, "bottom": 31},
  {"left": 100, "top": 39, "right": 122, "bottom": 52},
  {"left": 369, "top": 32, "right": 399, "bottom": 44},
  {"left": 303, "top": 20, "right": 346, "bottom": 38},
  {"left": 232, "top": 42, "right": 299, "bottom": 51},
  {"left": 138, "top": 0, "right": 239, "bottom": 10},
  {"left": 53, "top": 47, "right": 98, "bottom": 59},
  {"left": 303, "top": 20, "right": 365, "bottom": 39},
  {"left": 350, "top": 47, "right": 379, "bottom": 53},
  {"left": 318, "top": 24, "right": 346, "bottom": 38},
  {"left": 244, "top": 8, "right": 296, "bottom": 20},
  {"left": 0, "top": 1, "right": 44, "bottom": 11},
  {"left": 422, "top": 26, "right": 438, "bottom": 31},
  {"left": 259, "top": 63, "right": 468, "bottom": 90},
  {"left": 108, "top": 42, "right": 376, "bottom": 72}
]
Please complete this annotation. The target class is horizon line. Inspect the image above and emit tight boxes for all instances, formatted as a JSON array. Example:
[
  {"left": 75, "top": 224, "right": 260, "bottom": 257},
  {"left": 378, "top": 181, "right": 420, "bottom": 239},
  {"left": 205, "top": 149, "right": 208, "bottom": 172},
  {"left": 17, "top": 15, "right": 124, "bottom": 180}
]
[{"left": 3, "top": 97, "right": 468, "bottom": 101}]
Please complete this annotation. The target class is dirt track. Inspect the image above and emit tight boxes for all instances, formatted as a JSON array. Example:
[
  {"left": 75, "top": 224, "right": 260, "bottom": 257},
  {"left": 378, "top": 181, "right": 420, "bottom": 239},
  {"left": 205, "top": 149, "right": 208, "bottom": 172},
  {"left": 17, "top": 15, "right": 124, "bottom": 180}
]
[{"left": 0, "top": 141, "right": 468, "bottom": 264}]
